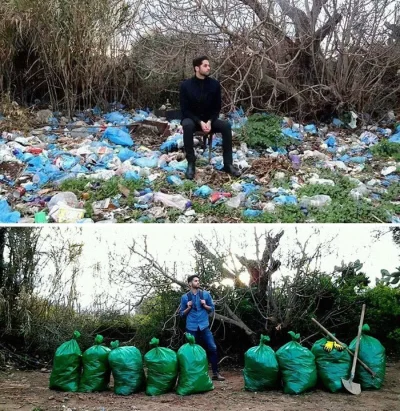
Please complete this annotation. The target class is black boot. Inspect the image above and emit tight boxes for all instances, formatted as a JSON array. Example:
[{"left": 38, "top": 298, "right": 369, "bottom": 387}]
[
  {"left": 185, "top": 162, "right": 196, "bottom": 180},
  {"left": 223, "top": 164, "right": 240, "bottom": 177}
]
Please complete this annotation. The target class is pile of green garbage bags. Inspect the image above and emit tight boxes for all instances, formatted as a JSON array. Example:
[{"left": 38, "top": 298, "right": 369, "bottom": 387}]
[
  {"left": 243, "top": 326, "right": 386, "bottom": 394},
  {"left": 49, "top": 331, "right": 213, "bottom": 396}
]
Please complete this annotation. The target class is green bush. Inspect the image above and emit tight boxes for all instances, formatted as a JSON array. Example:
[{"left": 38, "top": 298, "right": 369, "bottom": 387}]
[{"left": 239, "top": 113, "right": 296, "bottom": 149}]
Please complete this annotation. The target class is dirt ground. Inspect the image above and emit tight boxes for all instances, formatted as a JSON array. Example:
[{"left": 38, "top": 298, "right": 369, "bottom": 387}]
[{"left": 0, "top": 363, "right": 399, "bottom": 411}]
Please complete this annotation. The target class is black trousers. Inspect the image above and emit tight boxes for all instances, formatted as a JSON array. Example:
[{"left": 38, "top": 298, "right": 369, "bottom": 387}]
[{"left": 182, "top": 118, "right": 233, "bottom": 165}]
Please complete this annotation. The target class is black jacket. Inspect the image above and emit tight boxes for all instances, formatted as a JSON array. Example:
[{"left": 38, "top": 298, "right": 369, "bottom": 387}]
[{"left": 179, "top": 76, "right": 221, "bottom": 125}]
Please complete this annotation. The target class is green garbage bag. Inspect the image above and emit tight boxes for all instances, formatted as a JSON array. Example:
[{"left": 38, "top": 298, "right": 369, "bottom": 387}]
[
  {"left": 79, "top": 335, "right": 111, "bottom": 392},
  {"left": 276, "top": 331, "right": 317, "bottom": 394},
  {"left": 243, "top": 334, "right": 279, "bottom": 391},
  {"left": 108, "top": 340, "right": 145, "bottom": 395},
  {"left": 349, "top": 324, "right": 386, "bottom": 389},
  {"left": 49, "top": 330, "right": 82, "bottom": 392},
  {"left": 144, "top": 337, "right": 178, "bottom": 396},
  {"left": 176, "top": 333, "right": 214, "bottom": 396},
  {"left": 311, "top": 336, "right": 351, "bottom": 392}
]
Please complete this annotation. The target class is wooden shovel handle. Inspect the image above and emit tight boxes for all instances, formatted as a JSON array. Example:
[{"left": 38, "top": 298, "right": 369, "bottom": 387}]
[
  {"left": 311, "top": 316, "right": 376, "bottom": 377},
  {"left": 351, "top": 304, "right": 366, "bottom": 378}
]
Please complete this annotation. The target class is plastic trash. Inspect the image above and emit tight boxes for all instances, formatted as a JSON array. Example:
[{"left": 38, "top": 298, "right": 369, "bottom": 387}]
[
  {"left": 309, "top": 176, "right": 335, "bottom": 186},
  {"left": 103, "top": 127, "right": 133, "bottom": 147},
  {"left": 48, "top": 192, "right": 79, "bottom": 211},
  {"left": 242, "top": 183, "right": 260, "bottom": 196},
  {"left": 332, "top": 118, "right": 344, "bottom": 127},
  {"left": 282, "top": 127, "right": 303, "bottom": 140},
  {"left": 194, "top": 185, "right": 213, "bottom": 198},
  {"left": 134, "top": 157, "right": 159, "bottom": 168},
  {"left": 381, "top": 166, "right": 396, "bottom": 176},
  {"left": 167, "top": 175, "right": 184, "bottom": 186},
  {"left": 49, "top": 331, "right": 82, "bottom": 392},
  {"left": 154, "top": 192, "right": 191, "bottom": 211},
  {"left": 79, "top": 335, "right": 111, "bottom": 392},
  {"left": 243, "top": 335, "right": 279, "bottom": 392},
  {"left": 210, "top": 192, "right": 232, "bottom": 204},
  {"left": 34, "top": 211, "right": 48, "bottom": 223},
  {"left": 104, "top": 112, "right": 125, "bottom": 124},
  {"left": 349, "top": 184, "right": 369, "bottom": 200},
  {"left": 118, "top": 148, "right": 136, "bottom": 162},
  {"left": 176, "top": 333, "right": 214, "bottom": 396},
  {"left": 144, "top": 337, "right": 178, "bottom": 396},
  {"left": 349, "top": 324, "right": 386, "bottom": 390},
  {"left": 325, "top": 134, "right": 337, "bottom": 148},
  {"left": 276, "top": 331, "right": 317, "bottom": 395},
  {"left": 389, "top": 133, "right": 400, "bottom": 144},
  {"left": 273, "top": 195, "right": 297, "bottom": 205},
  {"left": 108, "top": 341, "right": 145, "bottom": 395},
  {"left": 0, "top": 200, "right": 20, "bottom": 223},
  {"left": 311, "top": 336, "right": 351, "bottom": 393},
  {"left": 226, "top": 193, "right": 246, "bottom": 208},
  {"left": 299, "top": 195, "right": 331, "bottom": 208},
  {"left": 304, "top": 124, "right": 317, "bottom": 134},
  {"left": 360, "top": 131, "right": 378, "bottom": 145},
  {"left": 243, "top": 209, "right": 262, "bottom": 218},
  {"left": 290, "top": 154, "right": 301, "bottom": 169}
]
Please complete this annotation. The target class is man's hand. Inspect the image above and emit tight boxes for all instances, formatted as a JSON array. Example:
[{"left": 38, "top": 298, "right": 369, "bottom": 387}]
[
  {"left": 200, "top": 299, "right": 206, "bottom": 306},
  {"left": 187, "top": 301, "right": 193, "bottom": 308},
  {"left": 200, "top": 121, "right": 211, "bottom": 134}
]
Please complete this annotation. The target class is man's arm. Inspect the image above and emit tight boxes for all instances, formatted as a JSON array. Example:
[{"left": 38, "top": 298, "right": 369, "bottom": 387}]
[
  {"left": 209, "top": 81, "right": 221, "bottom": 124},
  {"left": 180, "top": 82, "right": 201, "bottom": 125},
  {"left": 179, "top": 294, "right": 192, "bottom": 317}
]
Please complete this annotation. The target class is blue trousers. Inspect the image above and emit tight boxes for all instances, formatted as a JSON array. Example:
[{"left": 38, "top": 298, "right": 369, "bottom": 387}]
[{"left": 186, "top": 327, "right": 219, "bottom": 374}]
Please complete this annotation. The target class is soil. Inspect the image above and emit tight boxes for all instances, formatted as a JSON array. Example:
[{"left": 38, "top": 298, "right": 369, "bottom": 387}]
[{"left": 0, "top": 363, "right": 399, "bottom": 411}]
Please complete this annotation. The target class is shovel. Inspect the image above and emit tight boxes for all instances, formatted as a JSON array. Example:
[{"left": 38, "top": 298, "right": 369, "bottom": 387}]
[
  {"left": 341, "top": 303, "right": 366, "bottom": 395},
  {"left": 311, "top": 317, "right": 376, "bottom": 378}
]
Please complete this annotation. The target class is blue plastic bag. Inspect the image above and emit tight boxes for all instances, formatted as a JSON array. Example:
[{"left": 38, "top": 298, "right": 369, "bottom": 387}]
[
  {"left": 273, "top": 195, "right": 297, "bottom": 205},
  {"left": 243, "top": 209, "right": 262, "bottom": 218},
  {"left": 118, "top": 148, "right": 137, "bottom": 162},
  {"left": 325, "top": 135, "right": 337, "bottom": 147},
  {"left": 304, "top": 124, "right": 317, "bottom": 134},
  {"left": 124, "top": 171, "right": 141, "bottom": 181},
  {"left": 0, "top": 200, "right": 20, "bottom": 223},
  {"left": 103, "top": 127, "right": 134, "bottom": 147},
  {"left": 242, "top": 183, "right": 260, "bottom": 196},
  {"left": 167, "top": 175, "right": 184, "bottom": 186},
  {"left": 389, "top": 133, "right": 400, "bottom": 144},
  {"left": 282, "top": 128, "right": 303, "bottom": 140},
  {"left": 104, "top": 112, "right": 125, "bottom": 124},
  {"left": 194, "top": 185, "right": 213, "bottom": 198},
  {"left": 134, "top": 157, "right": 158, "bottom": 168}
]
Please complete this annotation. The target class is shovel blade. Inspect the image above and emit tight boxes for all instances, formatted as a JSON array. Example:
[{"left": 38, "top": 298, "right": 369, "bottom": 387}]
[{"left": 342, "top": 378, "right": 361, "bottom": 395}]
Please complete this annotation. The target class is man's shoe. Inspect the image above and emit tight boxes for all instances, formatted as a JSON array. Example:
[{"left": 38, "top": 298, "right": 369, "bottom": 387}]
[
  {"left": 212, "top": 373, "right": 225, "bottom": 381},
  {"left": 223, "top": 164, "right": 240, "bottom": 177},
  {"left": 185, "top": 162, "right": 195, "bottom": 180}
]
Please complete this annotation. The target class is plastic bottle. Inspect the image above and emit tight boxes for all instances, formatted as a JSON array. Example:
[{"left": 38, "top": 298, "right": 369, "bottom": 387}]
[
  {"left": 299, "top": 195, "right": 332, "bottom": 208},
  {"left": 154, "top": 192, "right": 191, "bottom": 211}
]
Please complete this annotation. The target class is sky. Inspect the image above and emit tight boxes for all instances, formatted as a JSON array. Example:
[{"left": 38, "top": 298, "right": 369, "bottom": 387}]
[{"left": 35, "top": 225, "right": 399, "bottom": 309}]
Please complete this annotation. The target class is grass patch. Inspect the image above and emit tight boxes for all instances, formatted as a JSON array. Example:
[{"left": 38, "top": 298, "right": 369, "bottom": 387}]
[{"left": 371, "top": 140, "right": 400, "bottom": 161}]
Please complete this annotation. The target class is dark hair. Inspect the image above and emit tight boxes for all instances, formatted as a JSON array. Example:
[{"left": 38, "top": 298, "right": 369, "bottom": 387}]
[
  {"left": 193, "top": 55, "right": 209, "bottom": 71},
  {"left": 187, "top": 274, "right": 199, "bottom": 284}
]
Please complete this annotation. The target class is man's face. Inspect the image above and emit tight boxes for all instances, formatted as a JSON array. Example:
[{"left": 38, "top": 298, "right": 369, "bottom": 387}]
[
  {"left": 196, "top": 60, "right": 211, "bottom": 77},
  {"left": 190, "top": 277, "right": 200, "bottom": 288}
]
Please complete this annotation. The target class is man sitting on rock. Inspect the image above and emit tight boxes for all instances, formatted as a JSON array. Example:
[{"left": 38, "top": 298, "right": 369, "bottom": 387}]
[{"left": 179, "top": 55, "right": 241, "bottom": 180}]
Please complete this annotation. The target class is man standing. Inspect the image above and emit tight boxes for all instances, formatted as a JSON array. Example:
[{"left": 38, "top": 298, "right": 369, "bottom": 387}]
[
  {"left": 180, "top": 274, "right": 225, "bottom": 381},
  {"left": 179, "top": 56, "right": 241, "bottom": 180}
]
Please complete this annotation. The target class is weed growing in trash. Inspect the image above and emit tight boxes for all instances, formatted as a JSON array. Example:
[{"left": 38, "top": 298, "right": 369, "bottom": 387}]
[
  {"left": 371, "top": 140, "right": 400, "bottom": 161},
  {"left": 240, "top": 113, "right": 296, "bottom": 148}
]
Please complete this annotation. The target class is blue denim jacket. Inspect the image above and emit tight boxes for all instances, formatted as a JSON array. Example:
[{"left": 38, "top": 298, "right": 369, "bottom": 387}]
[{"left": 180, "top": 289, "right": 215, "bottom": 331}]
